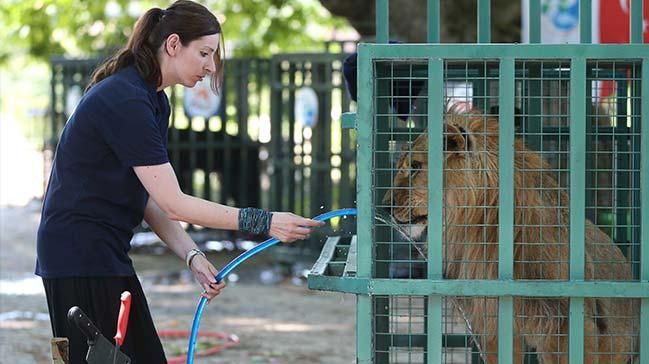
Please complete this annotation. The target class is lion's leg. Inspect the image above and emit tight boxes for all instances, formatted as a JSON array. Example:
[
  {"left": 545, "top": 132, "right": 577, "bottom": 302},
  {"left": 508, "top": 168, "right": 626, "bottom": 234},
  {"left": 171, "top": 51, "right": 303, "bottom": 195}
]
[
  {"left": 535, "top": 330, "right": 568, "bottom": 364},
  {"left": 582, "top": 308, "right": 598, "bottom": 363},
  {"left": 525, "top": 305, "right": 568, "bottom": 364},
  {"left": 464, "top": 298, "right": 499, "bottom": 363},
  {"left": 512, "top": 334, "right": 525, "bottom": 364},
  {"left": 474, "top": 326, "right": 527, "bottom": 364},
  {"left": 512, "top": 298, "right": 568, "bottom": 364},
  {"left": 474, "top": 334, "right": 498, "bottom": 364},
  {"left": 589, "top": 298, "right": 638, "bottom": 364}
]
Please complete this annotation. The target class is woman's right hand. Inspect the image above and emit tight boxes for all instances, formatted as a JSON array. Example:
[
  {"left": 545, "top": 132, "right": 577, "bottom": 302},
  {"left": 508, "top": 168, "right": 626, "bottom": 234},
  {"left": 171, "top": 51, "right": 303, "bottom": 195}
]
[
  {"left": 189, "top": 254, "right": 226, "bottom": 303},
  {"left": 268, "top": 212, "right": 325, "bottom": 243}
]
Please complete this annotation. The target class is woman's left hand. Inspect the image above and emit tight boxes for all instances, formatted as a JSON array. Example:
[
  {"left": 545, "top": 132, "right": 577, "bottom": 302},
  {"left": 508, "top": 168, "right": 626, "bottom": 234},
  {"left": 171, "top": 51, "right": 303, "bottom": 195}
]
[{"left": 189, "top": 254, "right": 226, "bottom": 302}]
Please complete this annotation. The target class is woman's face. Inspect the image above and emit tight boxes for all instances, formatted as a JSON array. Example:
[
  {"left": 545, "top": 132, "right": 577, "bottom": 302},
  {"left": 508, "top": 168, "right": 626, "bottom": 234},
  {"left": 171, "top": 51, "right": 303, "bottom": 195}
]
[{"left": 166, "top": 33, "right": 220, "bottom": 88}]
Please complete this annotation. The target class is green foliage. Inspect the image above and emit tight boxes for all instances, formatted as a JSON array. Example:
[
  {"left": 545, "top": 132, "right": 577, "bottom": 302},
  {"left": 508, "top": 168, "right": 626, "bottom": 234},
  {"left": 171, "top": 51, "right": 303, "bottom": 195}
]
[
  {"left": 215, "top": 0, "right": 349, "bottom": 56},
  {"left": 0, "top": 0, "right": 350, "bottom": 63}
]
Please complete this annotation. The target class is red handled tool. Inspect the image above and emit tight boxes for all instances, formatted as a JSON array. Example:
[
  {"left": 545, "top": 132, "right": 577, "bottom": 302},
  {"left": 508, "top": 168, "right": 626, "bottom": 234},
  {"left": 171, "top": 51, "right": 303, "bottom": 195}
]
[
  {"left": 67, "top": 306, "right": 131, "bottom": 364},
  {"left": 112, "top": 291, "right": 132, "bottom": 364}
]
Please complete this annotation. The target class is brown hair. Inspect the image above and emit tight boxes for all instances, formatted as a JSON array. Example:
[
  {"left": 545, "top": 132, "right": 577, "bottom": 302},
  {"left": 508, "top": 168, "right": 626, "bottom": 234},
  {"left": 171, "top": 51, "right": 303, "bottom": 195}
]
[{"left": 86, "top": 0, "right": 224, "bottom": 93}]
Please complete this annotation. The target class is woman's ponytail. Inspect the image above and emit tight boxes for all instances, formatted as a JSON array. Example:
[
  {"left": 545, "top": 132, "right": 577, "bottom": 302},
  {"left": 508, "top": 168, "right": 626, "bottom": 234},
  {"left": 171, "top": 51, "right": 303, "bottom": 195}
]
[{"left": 86, "top": 8, "right": 165, "bottom": 91}]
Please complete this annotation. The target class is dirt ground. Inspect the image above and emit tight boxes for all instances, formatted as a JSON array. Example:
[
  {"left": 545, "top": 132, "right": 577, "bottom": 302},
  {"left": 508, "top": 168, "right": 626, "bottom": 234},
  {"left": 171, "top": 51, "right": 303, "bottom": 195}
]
[{"left": 0, "top": 204, "right": 357, "bottom": 363}]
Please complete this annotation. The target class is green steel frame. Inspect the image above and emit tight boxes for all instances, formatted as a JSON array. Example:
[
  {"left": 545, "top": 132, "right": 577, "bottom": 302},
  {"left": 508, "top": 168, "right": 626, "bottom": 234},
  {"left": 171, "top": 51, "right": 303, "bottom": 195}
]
[
  {"left": 310, "top": 31, "right": 649, "bottom": 364},
  {"left": 337, "top": 3, "right": 649, "bottom": 363},
  {"left": 310, "top": 43, "right": 649, "bottom": 364}
]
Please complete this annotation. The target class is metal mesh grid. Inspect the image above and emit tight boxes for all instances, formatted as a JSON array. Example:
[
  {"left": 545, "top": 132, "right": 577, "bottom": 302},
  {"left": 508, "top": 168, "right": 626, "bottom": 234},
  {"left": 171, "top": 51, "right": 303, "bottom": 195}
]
[
  {"left": 374, "top": 296, "right": 427, "bottom": 363},
  {"left": 514, "top": 60, "right": 572, "bottom": 280},
  {"left": 510, "top": 60, "right": 641, "bottom": 361},
  {"left": 447, "top": 297, "right": 499, "bottom": 363},
  {"left": 513, "top": 297, "right": 569, "bottom": 363},
  {"left": 582, "top": 297, "right": 640, "bottom": 362},
  {"left": 442, "top": 297, "right": 485, "bottom": 364},
  {"left": 373, "top": 296, "right": 496, "bottom": 364},
  {"left": 442, "top": 62, "right": 501, "bottom": 282},
  {"left": 585, "top": 60, "right": 642, "bottom": 281},
  {"left": 367, "top": 56, "right": 643, "bottom": 363},
  {"left": 373, "top": 59, "right": 429, "bottom": 280}
]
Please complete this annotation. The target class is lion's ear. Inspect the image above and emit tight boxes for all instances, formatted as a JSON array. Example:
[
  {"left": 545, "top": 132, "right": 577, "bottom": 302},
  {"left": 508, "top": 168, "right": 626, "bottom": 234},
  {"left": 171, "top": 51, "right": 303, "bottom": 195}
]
[{"left": 444, "top": 123, "right": 468, "bottom": 152}]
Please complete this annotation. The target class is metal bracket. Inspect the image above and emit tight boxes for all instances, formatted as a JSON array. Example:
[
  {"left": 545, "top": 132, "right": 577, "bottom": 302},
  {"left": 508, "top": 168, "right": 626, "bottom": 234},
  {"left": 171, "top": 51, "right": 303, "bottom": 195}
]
[{"left": 341, "top": 112, "right": 357, "bottom": 129}]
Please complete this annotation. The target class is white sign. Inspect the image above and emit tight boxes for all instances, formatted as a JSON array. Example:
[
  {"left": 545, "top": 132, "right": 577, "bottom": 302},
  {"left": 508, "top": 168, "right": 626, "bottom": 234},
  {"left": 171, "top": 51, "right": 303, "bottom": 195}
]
[
  {"left": 294, "top": 87, "right": 318, "bottom": 128},
  {"left": 183, "top": 75, "right": 221, "bottom": 118}
]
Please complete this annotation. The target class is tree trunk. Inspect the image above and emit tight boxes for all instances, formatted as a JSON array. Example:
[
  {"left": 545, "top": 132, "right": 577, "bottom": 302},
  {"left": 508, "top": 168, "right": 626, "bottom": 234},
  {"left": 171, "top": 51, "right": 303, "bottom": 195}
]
[{"left": 319, "top": 0, "right": 521, "bottom": 43}]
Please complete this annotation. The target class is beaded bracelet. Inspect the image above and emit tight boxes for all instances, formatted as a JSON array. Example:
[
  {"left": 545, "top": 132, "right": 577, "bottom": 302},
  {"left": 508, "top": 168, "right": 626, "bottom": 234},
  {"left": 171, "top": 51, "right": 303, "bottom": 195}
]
[{"left": 238, "top": 207, "right": 273, "bottom": 235}]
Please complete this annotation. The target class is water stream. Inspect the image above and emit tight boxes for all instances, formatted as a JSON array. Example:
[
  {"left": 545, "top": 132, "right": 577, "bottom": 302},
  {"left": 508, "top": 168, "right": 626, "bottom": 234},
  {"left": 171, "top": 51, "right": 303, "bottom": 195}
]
[
  {"left": 373, "top": 211, "right": 428, "bottom": 261},
  {"left": 373, "top": 210, "right": 485, "bottom": 359}
]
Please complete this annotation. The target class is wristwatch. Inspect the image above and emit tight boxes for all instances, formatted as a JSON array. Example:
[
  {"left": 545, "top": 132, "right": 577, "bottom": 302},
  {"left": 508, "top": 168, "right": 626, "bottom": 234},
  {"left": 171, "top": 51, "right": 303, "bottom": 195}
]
[{"left": 185, "top": 248, "right": 206, "bottom": 268}]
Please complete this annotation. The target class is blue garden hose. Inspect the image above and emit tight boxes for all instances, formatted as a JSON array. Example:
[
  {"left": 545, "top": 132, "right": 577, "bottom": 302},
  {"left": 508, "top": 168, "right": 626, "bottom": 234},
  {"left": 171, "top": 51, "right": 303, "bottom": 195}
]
[{"left": 186, "top": 208, "right": 358, "bottom": 363}]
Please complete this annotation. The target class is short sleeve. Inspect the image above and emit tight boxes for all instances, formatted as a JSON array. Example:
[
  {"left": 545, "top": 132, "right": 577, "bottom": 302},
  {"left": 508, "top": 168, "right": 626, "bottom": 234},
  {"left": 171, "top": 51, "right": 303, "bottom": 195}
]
[{"left": 99, "top": 94, "right": 170, "bottom": 167}]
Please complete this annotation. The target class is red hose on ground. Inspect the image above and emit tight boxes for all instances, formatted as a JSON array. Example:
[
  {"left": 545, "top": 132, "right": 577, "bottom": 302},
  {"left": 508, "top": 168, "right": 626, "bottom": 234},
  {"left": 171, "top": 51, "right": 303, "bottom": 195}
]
[{"left": 158, "top": 329, "right": 240, "bottom": 364}]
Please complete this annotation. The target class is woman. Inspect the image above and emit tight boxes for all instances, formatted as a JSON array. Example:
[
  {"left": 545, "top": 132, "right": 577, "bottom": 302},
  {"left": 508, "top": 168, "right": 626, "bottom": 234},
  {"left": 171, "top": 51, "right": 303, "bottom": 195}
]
[{"left": 36, "top": 1, "right": 323, "bottom": 362}]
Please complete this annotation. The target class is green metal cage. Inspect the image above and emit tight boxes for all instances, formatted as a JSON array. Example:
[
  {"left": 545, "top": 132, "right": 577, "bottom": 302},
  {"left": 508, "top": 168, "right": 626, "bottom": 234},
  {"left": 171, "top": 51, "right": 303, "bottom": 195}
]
[{"left": 308, "top": 1, "right": 648, "bottom": 363}]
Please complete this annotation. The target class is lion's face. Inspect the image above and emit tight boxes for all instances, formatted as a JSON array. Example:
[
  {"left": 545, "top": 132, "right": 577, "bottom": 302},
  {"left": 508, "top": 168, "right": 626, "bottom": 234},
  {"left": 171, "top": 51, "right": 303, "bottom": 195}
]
[
  {"left": 383, "top": 113, "right": 500, "bottom": 239},
  {"left": 382, "top": 132, "right": 429, "bottom": 238}
]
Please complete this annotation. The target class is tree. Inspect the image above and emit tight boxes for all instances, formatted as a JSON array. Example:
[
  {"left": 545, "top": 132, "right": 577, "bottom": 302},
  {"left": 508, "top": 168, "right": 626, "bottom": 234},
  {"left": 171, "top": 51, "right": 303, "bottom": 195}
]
[
  {"left": 0, "top": 0, "right": 351, "bottom": 64},
  {"left": 1, "top": 0, "right": 523, "bottom": 65},
  {"left": 318, "top": 0, "right": 521, "bottom": 43}
]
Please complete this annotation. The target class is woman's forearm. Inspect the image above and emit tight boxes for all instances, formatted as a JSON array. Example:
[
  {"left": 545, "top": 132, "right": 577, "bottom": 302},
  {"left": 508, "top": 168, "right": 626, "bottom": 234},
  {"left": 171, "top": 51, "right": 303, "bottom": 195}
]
[
  {"left": 143, "top": 197, "right": 199, "bottom": 260},
  {"left": 134, "top": 163, "right": 240, "bottom": 230},
  {"left": 166, "top": 193, "right": 239, "bottom": 230}
]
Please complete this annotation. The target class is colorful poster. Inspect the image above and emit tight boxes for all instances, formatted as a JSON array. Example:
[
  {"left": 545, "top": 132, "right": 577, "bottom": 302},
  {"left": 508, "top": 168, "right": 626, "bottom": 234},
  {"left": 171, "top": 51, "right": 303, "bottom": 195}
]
[
  {"left": 600, "top": 0, "right": 649, "bottom": 43},
  {"left": 522, "top": 0, "right": 648, "bottom": 101},
  {"left": 522, "top": 0, "right": 649, "bottom": 44}
]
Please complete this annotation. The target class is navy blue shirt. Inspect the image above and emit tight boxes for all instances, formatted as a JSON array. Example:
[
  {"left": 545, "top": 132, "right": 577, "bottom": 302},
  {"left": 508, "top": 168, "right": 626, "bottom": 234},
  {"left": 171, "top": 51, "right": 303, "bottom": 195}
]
[{"left": 36, "top": 66, "right": 170, "bottom": 278}]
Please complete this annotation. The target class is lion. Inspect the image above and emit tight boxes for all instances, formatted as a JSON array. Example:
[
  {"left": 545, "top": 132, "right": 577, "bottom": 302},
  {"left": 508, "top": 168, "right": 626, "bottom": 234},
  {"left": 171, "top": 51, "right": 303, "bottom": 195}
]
[{"left": 383, "top": 111, "right": 639, "bottom": 363}]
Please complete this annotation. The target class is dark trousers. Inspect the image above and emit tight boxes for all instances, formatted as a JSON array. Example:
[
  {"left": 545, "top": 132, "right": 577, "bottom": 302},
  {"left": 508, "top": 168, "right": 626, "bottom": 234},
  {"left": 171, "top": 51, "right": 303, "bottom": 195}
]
[{"left": 43, "top": 275, "right": 167, "bottom": 364}]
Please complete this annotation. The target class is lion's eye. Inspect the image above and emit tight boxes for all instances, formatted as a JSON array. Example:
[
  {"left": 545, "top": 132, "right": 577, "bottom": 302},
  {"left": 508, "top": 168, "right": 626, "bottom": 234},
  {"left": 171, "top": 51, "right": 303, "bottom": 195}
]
[{"left": 411, "top": 160, "right": 422, "bottom": 171}]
